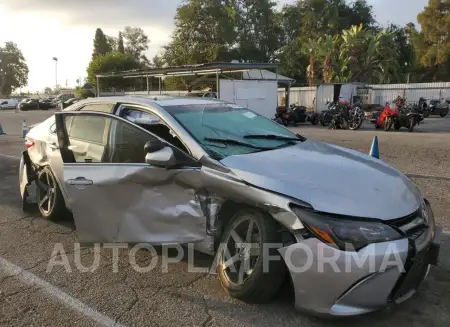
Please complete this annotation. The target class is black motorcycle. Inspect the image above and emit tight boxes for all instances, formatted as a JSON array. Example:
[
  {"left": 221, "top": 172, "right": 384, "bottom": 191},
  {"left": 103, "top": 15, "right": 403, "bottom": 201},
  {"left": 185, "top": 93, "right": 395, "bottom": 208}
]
[
  {"left": 319, "top": 102, "right": 335, "bottom": 127},
  {"left": 320, "top": 101, "right": 363, "bottom": 130},
  {"left": 394, "top": 104, "right": 424, "bottom": 132},
  {"left": 273, "top": 104, "right": 319, "bottom": 126},
  {"left": 324, "top": 102, "right": 349, "bottom": 130},
  {"left": 424, "top": 99, "right": 449, "bottom": 118}
]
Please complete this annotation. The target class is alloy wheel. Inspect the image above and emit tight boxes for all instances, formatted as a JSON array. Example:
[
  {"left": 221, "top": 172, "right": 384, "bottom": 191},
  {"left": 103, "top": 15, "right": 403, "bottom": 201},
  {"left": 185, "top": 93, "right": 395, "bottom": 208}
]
[
  {"left": 220, "top": 218, "right": 262, "bottom": 286},
  {"left": 37, "top": 170, "right": 56, "bottom": 215}
]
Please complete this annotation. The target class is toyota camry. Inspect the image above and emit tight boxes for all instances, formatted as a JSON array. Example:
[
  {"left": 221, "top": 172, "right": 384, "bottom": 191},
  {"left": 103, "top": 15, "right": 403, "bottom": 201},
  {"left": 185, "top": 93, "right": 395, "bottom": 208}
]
[{"left": 18, "top": 95, "right": 441, "bottom": 316}]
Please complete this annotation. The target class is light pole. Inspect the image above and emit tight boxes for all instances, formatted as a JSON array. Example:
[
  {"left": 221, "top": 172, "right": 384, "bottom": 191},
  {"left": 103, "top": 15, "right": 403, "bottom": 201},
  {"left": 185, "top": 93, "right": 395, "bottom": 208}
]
[{"left": 52, "top": 57, "right": 58, "bottom": 90}]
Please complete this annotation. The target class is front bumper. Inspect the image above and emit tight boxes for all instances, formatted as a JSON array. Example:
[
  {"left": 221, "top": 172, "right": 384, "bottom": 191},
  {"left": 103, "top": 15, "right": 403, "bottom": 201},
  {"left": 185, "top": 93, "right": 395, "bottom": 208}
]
[{"left": 278, "top": 217, "right": 440, "bottom": 316}]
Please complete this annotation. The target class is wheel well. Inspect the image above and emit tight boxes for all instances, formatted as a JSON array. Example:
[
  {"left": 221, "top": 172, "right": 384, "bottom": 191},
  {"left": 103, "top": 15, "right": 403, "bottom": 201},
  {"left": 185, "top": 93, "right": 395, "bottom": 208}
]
[{"left": 214, "top": 200, "right": 295, "bottom": 248}]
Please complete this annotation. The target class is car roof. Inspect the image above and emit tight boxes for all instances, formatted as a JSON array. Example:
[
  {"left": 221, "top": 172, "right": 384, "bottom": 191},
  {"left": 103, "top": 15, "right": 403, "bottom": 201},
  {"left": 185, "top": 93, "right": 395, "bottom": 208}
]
[{"left": 76, "top": 95, "right": 225, "bottom": 109}]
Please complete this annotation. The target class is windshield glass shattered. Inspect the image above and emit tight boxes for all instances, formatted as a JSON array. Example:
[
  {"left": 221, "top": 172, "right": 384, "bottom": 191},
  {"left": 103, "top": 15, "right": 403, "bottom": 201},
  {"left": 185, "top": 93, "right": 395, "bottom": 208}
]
[{"left": 163, "top": 103, "right": 304, "bottom": 160}]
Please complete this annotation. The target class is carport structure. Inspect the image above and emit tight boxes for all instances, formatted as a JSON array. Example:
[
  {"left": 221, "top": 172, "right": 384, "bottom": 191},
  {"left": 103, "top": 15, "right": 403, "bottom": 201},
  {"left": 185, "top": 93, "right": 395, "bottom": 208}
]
[{"left": 95, "top": 62, "right": 295, "bottom": 106}]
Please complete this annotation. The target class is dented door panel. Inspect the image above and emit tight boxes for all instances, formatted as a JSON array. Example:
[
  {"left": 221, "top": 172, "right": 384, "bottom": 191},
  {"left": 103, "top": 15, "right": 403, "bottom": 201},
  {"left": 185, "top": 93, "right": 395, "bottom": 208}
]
[{"left": 63, "top": 163, "right": 206, "bottom": 244}]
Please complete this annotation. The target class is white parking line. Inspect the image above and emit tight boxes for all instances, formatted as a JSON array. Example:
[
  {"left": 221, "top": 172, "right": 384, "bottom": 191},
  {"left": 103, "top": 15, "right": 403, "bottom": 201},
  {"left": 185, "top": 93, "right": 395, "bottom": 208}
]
[{"left": 0, "top": 256, "right": 125, "bottom": 327}]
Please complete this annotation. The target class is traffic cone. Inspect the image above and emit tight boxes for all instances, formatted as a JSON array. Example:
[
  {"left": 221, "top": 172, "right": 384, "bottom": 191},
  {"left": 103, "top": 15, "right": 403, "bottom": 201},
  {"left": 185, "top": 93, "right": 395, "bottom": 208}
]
[
  {"left": 0, "top": 122, "right": 5, "bottom": 135},
  {"left": 369, "top": 136, "right": 379, "bottom": 159},
  {"left": 22, "top": 120, "right": 29, "bottom": 138}
]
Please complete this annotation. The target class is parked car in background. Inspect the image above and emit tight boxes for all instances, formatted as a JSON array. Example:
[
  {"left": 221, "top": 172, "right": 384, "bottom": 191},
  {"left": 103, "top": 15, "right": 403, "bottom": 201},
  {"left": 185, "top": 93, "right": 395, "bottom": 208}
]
[
  {"left": 60, "top": 98, "right": 80, "bottom": 110},
  {"left": 0, "top": 99, "right": 19, "bottom": 109},
  {"left": 19, "top": 98, "right": 40, "bottom": 111},
  {"left": 38, "top": 99, "right": 55, "bottom": 110}
]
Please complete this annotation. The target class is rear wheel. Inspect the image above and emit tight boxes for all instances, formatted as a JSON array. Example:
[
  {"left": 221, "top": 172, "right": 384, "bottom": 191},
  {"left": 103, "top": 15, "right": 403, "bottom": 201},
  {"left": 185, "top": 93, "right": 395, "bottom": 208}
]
[
  {"left": 408, "top": 117, "right": 416, "bottom": 132},
  {"left": 440, "top": 111, "right": 448, "bottom": 118},
  {"left": 423, "top": 110, "right": 430, "bottom": 118},
  {"left": 217, "top": 209, "right": 286, "bottom": 303},
  {"left": 394, "top": 120, "right": 401, "bottom": 130},
  {"left": 36, "top": 167, "right": 66, "bottom": 221}
]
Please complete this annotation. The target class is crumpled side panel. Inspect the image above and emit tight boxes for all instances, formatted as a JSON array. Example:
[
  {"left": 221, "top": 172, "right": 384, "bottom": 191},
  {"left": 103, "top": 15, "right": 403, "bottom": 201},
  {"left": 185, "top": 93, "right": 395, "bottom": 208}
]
[{"left": 64, "top": 164, "right": 215, "bottom": 245}]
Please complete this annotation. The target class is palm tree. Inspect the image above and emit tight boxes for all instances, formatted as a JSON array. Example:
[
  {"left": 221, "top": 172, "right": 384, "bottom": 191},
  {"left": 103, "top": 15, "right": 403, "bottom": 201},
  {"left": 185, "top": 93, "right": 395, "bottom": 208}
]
[{"left": 339, "top": 25, "right": 399, "bottom": 83}]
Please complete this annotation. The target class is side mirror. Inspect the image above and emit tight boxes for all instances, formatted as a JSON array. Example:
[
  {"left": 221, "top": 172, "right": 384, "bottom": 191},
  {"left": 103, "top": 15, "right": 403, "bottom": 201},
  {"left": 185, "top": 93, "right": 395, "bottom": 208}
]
[
  {"left": 144, "top": 140, "right": 176, "bottom": 168},
  {"left": 144, "top": 139, "right": 165, "bottom": 153},
  {"left": 145, "top": 147, "right": 176, "bottom": 168}
]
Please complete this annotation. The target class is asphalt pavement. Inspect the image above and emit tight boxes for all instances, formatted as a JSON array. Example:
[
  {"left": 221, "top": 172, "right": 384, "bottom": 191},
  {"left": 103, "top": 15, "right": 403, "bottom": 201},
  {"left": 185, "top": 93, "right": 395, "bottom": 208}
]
[{"left": 0, "top": 110, "right": 449, "bottom": 327}]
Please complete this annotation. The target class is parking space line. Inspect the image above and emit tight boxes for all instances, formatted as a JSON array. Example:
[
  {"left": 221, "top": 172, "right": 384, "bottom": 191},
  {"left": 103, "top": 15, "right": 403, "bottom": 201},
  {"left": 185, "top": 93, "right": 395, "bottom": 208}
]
[{"left": 0, "top": 256, "right": 125, "bottom": 327}]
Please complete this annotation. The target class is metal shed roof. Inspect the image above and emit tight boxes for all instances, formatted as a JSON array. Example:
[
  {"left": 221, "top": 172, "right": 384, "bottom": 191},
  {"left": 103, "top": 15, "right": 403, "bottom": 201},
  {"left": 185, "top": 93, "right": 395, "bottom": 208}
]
[{"left": 96, "top": 62, "right": 279, "bottom": 78}]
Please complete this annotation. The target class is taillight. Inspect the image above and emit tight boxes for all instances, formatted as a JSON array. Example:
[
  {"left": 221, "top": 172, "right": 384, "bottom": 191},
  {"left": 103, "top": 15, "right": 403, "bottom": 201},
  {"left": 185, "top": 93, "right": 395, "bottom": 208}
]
[{"left": 25, "top": 138, "right": 35, "bottom": 148}]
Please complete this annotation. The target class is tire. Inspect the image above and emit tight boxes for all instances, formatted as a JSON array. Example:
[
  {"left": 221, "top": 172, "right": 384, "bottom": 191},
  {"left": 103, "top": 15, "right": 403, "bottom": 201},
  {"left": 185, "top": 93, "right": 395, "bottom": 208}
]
[
  {"left": 440, "top": 111, "right": 448, "bottom": 118},
  {"left": 408, "top": 117, "right": 416, "bottom": 132},
  {"left": 217, "top": 209, "right": 286, "bottom": 303},
  {"left": 36, "top": 166, "right": 66, "bottom": 221},
  {"left": 275, "top": 118, "right": 283, "bottom": 125},
  {"left": 384, "top": 117, "right": 392, "bottom": 131},
  {"left": 394, "top": 120, "right": 401, "bottom": 130},
  {"left": 423, "top": 110, "right": 430, "bottom": 118}
]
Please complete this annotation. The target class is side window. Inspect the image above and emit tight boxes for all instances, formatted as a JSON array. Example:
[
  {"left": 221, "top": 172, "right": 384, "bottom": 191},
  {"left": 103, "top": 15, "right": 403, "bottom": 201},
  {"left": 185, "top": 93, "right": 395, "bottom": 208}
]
[
  {"left": 79, "top": 103, "right": 116, "bottom": 113},
  {"left": 120, "top": 107, "right": 190, "bottom": 155},
  {"left": 62, "top": 114, "right": 157, "bottom": 164}
]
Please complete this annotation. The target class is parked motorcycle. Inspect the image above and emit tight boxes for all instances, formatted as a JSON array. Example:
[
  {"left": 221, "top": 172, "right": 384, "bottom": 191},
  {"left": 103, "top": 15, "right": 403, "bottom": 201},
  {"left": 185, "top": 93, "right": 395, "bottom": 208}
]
[
  {"left": 273, "top": 104, "right": 319, "bottom": 126},
  {"left": 425, "top": 99, "right": 449, "bottom": 118},
  {"left": 375, "top": 101, "right": 400, "bottom": 131},
  {"left": 328, "top": 102, "right": 349, "bottom": 130},
  {"left": 348, "top": 102, "right": 365, "bottom": 130},
  {"left": 394, "top": 104, "right": 424, "bottom": 132},
  {"left": 320, "top": 101, "right": 363, "bottom": 130}
]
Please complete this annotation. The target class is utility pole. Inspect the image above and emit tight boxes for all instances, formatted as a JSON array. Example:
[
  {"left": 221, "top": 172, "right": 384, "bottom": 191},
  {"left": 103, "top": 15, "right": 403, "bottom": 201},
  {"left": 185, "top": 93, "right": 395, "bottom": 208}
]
[{"left": 52, "top": 57, "right": 58, "bottom": 89}]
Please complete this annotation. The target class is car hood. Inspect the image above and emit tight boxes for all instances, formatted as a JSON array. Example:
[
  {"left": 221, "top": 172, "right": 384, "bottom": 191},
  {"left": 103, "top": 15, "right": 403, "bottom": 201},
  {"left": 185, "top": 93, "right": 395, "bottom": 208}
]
[{"left": 220, "top": 140, "right": 422, "bottom": 220}]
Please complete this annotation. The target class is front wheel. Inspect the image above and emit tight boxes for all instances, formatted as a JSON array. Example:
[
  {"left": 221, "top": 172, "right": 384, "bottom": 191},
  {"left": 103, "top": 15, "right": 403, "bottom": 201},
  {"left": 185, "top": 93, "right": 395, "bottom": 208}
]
[
  {"left": 408, "top": 117, "right": 416, "bottom": 132},
  {"left": 217, "top": 209, "right": 286, "bottom": 303},
  {"left": 423, "top": 110, "right": 430, "bottom": 118},
  {"left": 440, "top": 111, "right": 448, "bottom": 118}
]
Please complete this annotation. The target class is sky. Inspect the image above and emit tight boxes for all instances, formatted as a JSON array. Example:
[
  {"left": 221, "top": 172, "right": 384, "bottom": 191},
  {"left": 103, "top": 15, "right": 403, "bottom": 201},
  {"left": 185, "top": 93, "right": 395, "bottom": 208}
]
[{"left": 0, "top": 0, "right": 429, "bottom": 92}]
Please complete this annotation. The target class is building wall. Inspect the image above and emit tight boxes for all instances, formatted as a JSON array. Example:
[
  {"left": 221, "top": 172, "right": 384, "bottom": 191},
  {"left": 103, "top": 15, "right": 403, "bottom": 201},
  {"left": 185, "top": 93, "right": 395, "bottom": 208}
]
[{"left": 278, "top": 82, "right": 450, "bottom": 109}]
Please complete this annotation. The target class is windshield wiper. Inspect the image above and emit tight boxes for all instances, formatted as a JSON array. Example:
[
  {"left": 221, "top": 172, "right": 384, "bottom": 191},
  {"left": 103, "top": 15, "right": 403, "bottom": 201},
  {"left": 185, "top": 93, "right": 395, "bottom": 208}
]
[
  {"left": 204, "top": 137, "right": 278, "bottom": 150},
  {"left": 243, "top": 134, "right": 306, "bottom": 141}
]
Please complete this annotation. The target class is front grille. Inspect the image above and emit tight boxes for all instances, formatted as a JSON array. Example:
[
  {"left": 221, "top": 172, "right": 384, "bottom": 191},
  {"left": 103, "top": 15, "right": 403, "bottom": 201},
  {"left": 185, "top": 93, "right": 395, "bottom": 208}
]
[{"left": 388, "top": 209, "right": 428, "bottom": 240}]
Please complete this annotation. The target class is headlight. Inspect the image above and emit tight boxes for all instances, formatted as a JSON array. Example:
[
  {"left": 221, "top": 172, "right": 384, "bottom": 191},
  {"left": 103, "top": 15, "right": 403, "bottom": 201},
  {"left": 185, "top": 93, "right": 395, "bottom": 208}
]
[{"left": 291, "top": 206, "right": 403, "bottom": 251}]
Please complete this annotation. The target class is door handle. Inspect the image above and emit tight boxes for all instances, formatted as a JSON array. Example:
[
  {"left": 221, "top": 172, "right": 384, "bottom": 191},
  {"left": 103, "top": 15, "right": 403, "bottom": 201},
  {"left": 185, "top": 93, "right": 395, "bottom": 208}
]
[{"left": 67, "top": 177, "right": 93, "bottom": 186}]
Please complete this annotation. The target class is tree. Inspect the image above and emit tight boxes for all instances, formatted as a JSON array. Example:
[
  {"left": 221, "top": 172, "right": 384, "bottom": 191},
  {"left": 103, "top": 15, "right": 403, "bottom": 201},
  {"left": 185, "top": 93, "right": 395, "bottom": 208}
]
[
  {"left": 0, "top": 42, "right": 29, "bottom": 96},
  {"left": 92, "top": 28, "right": 111, "bottom": 58},
  {"left": 152, "top": 55, "right": 164, "bottom": 68},
  {"left": 412, "top": 0, "right": 450, "bottom": 81},
  {"left": 86, "top": 52, "right": 141, "bottom": 90},
  {"left": 162, "top": 0, "right": 239, "bottom": 66},
  {"left": 117, "top": 32, "right": 125, "bottom": 53},
  {"left": 122, "top": 26, "right": 150, "bottom": 64},
  {"left": 417, "top": 0, "right": 450, "bottom": 67},
  {"left": 106, "top": 36, "right": 118, "bottom": 52},
  {"left": 74, "top": 86, "right": 95, "bottom": 99},
  {"left": 234, "top": 0, "right": 282, "bottom": 62},
  {"left": 277, "top": 0, "right": 376, "bottom": 83},
  {"left": 44, "top": 87, "right": 52, "bottom": 95}
]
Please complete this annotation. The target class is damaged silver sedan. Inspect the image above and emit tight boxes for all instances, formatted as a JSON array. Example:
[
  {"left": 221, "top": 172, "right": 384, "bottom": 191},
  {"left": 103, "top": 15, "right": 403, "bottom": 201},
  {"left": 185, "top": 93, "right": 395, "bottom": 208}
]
[{"left": 19, "top": 96, "right": 441, "bottom": 316}]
